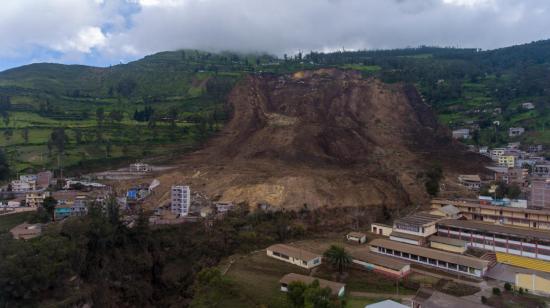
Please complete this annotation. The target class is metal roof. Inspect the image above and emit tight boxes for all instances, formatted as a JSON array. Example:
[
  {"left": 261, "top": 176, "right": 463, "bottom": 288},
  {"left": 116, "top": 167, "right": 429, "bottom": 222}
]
[
  {"left": 267, "top": 244, "right": 321, "bottom": 261},
  {"left": 394, "top": 212, "right": 443, "bottom": 227},
  {"left": 369, "top": 238, "right": 489, "bottom": 269},
  {"left": 437, "top": 219, "right": 550, "bottom": 242}
]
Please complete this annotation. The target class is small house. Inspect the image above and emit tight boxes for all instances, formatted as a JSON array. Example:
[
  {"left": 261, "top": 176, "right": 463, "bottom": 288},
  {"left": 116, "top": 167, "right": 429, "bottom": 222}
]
[
  {"left": 279, "top": 273, "right": 345, "bottom": 297},
  {"left": 346, "top": 231, "right": 367, "bottom": 244},
  {"left": 509, "top": 127, "right": 525, "bottom": 137},
  {"left": 371, "top": 223, "right": 392, "bottom": 236},
  {"left": 266, "top": 244, "right": 322, "bottom": 269},
  {"left": 458, "top": 174, "right": 481, "bottom": 190},
  {"left": 451, "top": 129, "right": 470, "bottom": 140}
]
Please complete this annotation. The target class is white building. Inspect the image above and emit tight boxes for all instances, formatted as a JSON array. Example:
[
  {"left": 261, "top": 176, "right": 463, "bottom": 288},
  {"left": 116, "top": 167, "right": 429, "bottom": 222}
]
[
  {"left": 19, "top": 174, "right": 37, "bottom": 183},
  {"left": 11, "top": 180, "right": 36, "bottom": 192},
  {"left": 171, "top": 185, "right": 190, "bottom": 216},
  {"left": 509, "top": 127, "right": 525, "bottom": 137},
  {"left": 452, "top": 128, "right": 470, "bottom": 139}
]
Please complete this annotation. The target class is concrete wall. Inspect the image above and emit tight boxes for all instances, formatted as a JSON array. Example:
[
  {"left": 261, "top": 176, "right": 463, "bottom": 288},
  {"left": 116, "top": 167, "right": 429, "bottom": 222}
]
[
  {"left": 371, "top": 224, "right": 392, "bottom": 236},
  {"left": 430, "top": 242, "right": 466, "bottom": 254}
]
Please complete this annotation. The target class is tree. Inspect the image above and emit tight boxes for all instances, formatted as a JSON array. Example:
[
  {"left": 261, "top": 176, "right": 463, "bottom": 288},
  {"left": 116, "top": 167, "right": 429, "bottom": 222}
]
[
  {"left": 190, "top": 268, "right": 235, "bottom": 308},
  {"left": 22, "top": 128, "right": 29, "bottom": 144},
  {"left": 287, "top": 281, "right": 307, "bottom": 307},
  {"left": 286, "top": 280, "right": 335, "bottom": 308},
  {"left": 303, "top": 280, "right": 333, "bottom": 308},
  {"left": 74, "top": 128, "right": 83, "bottom": 144},
  {"left": 42, "top": 196, "right": 58, "bottom": 221},
  {"left": 504, "top": 282, "right": 512, "bottom": 291},
  {"left": 425, "top": 165, "right": 443, "bottom": 196},
  {"left": 108, "top": 110, "right": 124, "bottom": 124},
  {"left": 323, "top": 245, "right": 352, "bottom": 275},
  {"left": 49, "top": 128, "right": 69, "bottom": 154},
  {"left": 3, "top": 128, "right": 13, "bottom": 143},
  {"left": 492, "top": 287, "right": 501, "bottom": 296},
  {"left": 0, "top": 149, "right": 9, "bottom": 181},
  {"left": 96, "top": 107, "right": 105, "bottom": 126}
]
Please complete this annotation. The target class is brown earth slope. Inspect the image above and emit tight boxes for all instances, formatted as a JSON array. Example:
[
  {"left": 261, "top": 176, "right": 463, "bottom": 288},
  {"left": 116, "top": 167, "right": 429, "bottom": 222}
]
[{"left": 142, "top": 68, "right": 485, "bottom": 213}]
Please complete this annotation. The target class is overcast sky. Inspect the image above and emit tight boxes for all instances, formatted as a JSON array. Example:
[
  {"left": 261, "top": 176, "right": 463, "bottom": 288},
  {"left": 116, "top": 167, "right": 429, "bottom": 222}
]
[{"left": 1, "top": 0, "right": 550, "bottom": 71}]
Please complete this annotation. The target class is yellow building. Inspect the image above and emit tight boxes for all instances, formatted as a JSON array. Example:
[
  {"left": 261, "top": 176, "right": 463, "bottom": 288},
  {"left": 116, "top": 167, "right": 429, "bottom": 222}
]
[
  {"left": 25, "top": 191, "right": 50, "bottom": 208},
  {"left": 498, "top": 155, "right": 515, "bottom": 168},
  {"left": 516, "top": 273, "right": 550, "bottom": 294}
]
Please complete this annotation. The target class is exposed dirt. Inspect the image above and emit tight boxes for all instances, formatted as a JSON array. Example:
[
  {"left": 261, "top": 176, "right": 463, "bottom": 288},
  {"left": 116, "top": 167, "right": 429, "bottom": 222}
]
[{"left": 134, "top": 68, "right": 487, "bottom": 214}]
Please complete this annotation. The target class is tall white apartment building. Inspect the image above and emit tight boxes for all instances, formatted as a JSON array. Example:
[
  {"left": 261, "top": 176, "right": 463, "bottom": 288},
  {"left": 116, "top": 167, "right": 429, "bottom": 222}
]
[{"left": 171, "top": 185, "right": 190, "bottom": 216}]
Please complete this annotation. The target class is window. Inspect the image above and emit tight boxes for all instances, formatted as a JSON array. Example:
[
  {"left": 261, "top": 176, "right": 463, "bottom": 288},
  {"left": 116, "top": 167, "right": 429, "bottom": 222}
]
[
  {"left": 313, "top": 258, "right": 320, "bottom": 264},
  {"left": 386, "top": 249, "right": 393, "bottom": 255},
  {"left": 429, "top": 258, "right": 437, "bottom": 265},
  {"left": 448, "top": 263, "right": 457, "bottom": 270},
  {"left": 419, "top": 256, "right": 428, "bottom": 263},
  {"left": 410, "top": 254, "right": 419, "bottom": 261},
  {"left": 438, "top": 261, "right": 447, "bottom": 267},
  {"left": 469, "top": 267, "right": 476, "bottom": 274},
  {"left": 402, "top": 253, "right": 410, "bottom": 258},
  {"left": 459, "top": 265, "right": 468, "bottom": 272},
  {"left": 393, "top": 250, "right": 401, "bottom": 257}
]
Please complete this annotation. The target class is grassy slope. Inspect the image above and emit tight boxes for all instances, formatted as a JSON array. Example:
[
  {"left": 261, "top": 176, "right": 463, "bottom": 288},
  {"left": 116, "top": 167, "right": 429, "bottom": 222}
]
[{"left": 0, "top": 51, "right": 255, "bottom": 173}]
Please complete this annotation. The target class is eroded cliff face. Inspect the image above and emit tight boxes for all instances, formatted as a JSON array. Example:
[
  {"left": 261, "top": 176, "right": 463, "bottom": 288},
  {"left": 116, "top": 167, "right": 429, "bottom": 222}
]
[{"left": 143, "top": 69, "right": 485, "bottom": 212}]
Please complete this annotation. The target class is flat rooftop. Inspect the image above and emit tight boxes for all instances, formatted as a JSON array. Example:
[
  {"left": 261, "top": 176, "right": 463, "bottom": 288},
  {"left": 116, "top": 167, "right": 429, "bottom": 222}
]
[{"left": 438, "top": 219, "right": 550, "bottom": 242}]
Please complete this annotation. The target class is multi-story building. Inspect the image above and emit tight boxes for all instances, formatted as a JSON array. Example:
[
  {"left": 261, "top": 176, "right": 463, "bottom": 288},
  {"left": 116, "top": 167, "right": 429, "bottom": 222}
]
[
  {"left": 25, "top": 191, "right": 50, "bottom": 208},
  {"left": 390, "top": 212, "right": 443, "bottom": 246},
  {"left": 36, "top": 171, "right": 53, "bottom": 189},
  {"left": 458, "top": 174, "right": 481, "bottom": 190},
  {"left": 437, "top": 219, "right": 550, "bottom": 262},
  {"left": 11, "top": 180, "right": 36, "bottom": 192},
  {"left": 531, "top": 178, "right": 550, "bottom": 210},
  {"left": 490, "top": 148, "right": 506, "bottom": 161},
  {"left": 171, "top": 185, "right": 190, "bottom": 216},
  {"left": 432, "top": 198, "right": 550, "bottom": 230},
  {"left": 498, "top": 155, "right": 516, "bottom": 168},
  {"left": 19, "top": 175, "right": 37, "bottom": 183},
  {"left": 534, "top": 165, "right": 550, "bottom": 178}
]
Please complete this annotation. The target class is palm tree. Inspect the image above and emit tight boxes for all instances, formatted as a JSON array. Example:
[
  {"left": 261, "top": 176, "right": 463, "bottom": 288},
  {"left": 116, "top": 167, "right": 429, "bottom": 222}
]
[{"left": 323, "top": 245, "right": 352, "bottom": 275}]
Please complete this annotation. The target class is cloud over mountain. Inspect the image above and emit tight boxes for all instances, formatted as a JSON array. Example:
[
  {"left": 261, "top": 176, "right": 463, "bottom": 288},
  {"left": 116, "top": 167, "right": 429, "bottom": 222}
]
[{"left": 1, "top": 0, "right": 550, "bottom": 70}]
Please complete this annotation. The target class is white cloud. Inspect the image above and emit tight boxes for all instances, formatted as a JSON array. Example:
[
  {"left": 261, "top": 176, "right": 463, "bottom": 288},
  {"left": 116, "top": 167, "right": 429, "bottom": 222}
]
[
  {"left": 1, "top": 0, "right": 550, "bottom": 70},
  {"left": 442, "top": 0, "right": 495, "bottom": 8},
  {"left": 52, "top": 26, "right": 107, "bottom": 53}
]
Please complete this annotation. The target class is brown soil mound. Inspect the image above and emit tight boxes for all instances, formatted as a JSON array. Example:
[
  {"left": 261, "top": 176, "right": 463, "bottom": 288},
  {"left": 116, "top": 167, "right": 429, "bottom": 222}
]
[{"left": 142, "top": 68, "right": 486, "bottom": 213}]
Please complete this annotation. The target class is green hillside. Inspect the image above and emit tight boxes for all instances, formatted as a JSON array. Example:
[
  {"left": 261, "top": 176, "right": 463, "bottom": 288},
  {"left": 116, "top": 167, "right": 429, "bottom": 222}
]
[
  {"left": 1, "top": 41, "right": 550, "bottom": 175},
  {"left": 0, "top": 51, "right": 282, "bottom": 174}
]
